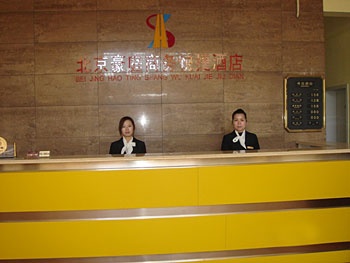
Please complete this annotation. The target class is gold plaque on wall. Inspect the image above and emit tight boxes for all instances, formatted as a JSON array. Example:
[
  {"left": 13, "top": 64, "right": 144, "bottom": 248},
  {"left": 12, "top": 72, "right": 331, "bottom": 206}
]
[{"left": 284, "top": 76, "right": 325, "bottom": 132}]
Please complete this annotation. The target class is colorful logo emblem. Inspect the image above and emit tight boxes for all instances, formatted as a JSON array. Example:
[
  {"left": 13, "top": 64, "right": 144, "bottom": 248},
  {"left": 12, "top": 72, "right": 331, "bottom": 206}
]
[{"left": 146, "top": 14, "right": 175, "bottom": 48}]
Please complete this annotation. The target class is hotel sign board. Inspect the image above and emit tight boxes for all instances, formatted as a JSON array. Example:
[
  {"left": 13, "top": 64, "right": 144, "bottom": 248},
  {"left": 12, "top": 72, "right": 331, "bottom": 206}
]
[{"left": 284, "top": 76, "right": 325, "bottom": 132}]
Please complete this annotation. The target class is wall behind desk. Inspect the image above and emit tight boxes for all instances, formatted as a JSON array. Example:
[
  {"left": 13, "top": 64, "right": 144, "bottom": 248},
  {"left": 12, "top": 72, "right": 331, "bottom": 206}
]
[{"left": 0, "top": 0, "right": 326, "bottom": 156}]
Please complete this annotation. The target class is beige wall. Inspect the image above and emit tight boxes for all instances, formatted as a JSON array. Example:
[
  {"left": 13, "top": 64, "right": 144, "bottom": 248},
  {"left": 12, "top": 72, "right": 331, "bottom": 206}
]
[
  {"left": 325, "top": 17, "right": 350, "bottom": 86},
  {"left": 0, "top": 0, "right": 326, "bottom": 156},
  {"left": 323, "top": 0, "right": 350, "bottom": 14}
]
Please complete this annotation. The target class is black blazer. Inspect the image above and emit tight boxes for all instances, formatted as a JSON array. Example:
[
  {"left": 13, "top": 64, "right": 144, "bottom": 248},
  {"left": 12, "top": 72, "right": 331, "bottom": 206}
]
[
  {"left": 221, "top": 131, "right": 260, "bottom": 151},
  {"left": 109, "top": 137, "right": 147, "bottom": 154}
]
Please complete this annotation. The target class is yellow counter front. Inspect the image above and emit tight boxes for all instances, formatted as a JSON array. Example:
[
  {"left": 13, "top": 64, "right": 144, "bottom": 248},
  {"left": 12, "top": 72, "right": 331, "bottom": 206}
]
[{"left": 0, "top": 148, "right": 349, "bottom": 262}]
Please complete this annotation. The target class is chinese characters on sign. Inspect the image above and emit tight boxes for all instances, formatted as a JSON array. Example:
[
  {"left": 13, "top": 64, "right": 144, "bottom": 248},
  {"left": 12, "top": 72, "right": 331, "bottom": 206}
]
[
  {"left": 284, "top": 77, "right": 325, "bottom": 132},
  {"left": 76, "top": 52, "right": 244, "bottom": 82}
]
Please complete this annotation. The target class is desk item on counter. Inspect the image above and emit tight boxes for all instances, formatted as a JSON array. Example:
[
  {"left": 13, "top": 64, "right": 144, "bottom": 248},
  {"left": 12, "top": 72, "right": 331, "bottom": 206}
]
[{"left": 0, "top": 137, "right": 16, "bottom": 158}]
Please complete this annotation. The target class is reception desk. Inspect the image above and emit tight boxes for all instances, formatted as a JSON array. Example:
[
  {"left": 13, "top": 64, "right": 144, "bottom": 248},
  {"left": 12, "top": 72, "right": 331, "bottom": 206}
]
[{"left": 0, "top": 146, "right": 349, "bottom": 262}]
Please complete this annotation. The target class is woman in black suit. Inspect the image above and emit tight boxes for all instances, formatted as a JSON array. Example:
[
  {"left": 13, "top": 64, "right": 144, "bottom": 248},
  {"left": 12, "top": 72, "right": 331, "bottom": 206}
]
[
  {"left": 221, "top": 108, "right": 260, "bottom": 151},
  {"left": 109, "top": 116, "right": 146, "bottom": 154}
]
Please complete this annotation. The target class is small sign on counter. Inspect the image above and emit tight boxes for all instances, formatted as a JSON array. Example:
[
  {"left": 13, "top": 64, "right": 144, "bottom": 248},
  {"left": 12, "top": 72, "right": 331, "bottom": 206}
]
[{"left": 0, "top": 137, "right": 16, "bottom": 158}]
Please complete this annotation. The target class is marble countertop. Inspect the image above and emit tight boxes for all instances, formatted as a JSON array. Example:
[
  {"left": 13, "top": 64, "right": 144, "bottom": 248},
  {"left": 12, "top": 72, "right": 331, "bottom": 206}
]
[{"left": 1, "top": 143, "right": 350, "bottom": 172}]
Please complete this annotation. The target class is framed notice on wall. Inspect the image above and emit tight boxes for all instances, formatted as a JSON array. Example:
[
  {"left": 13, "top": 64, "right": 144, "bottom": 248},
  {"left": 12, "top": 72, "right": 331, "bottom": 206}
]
[{"left": 284, "top": 76, "right": 325, "bottom": 132}]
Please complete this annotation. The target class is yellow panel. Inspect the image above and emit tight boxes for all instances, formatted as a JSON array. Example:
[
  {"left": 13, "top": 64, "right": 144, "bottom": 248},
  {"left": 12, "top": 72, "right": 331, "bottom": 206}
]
[
  {"left": 0, "top": 216, "right": 225, "bottom": 259},
  {"left": 198, "top": 161, "right": 350, "bottom": 205},
  {"left": 207, "top": 250, "right": 350, "bottom": 263},
  {"left": 0, "top": 168, "right": 198, "bottom": 212},
  {"left": 226, "top": 207, "right": 350, "bottom": 249},
  {"left": 0, "top": 209, "right": 348, "bottom": 260}
]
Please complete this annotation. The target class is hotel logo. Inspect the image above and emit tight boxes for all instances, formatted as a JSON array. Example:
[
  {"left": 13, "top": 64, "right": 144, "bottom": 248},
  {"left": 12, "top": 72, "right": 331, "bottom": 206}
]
[{"left": 146, "top": 14, "right": 175, "bottom": 48}]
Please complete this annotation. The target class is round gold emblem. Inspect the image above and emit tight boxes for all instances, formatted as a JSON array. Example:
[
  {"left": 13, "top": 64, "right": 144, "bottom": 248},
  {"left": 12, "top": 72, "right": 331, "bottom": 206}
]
[{"left": 0, "top": 137, "right": 8, "bottom": 154}]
